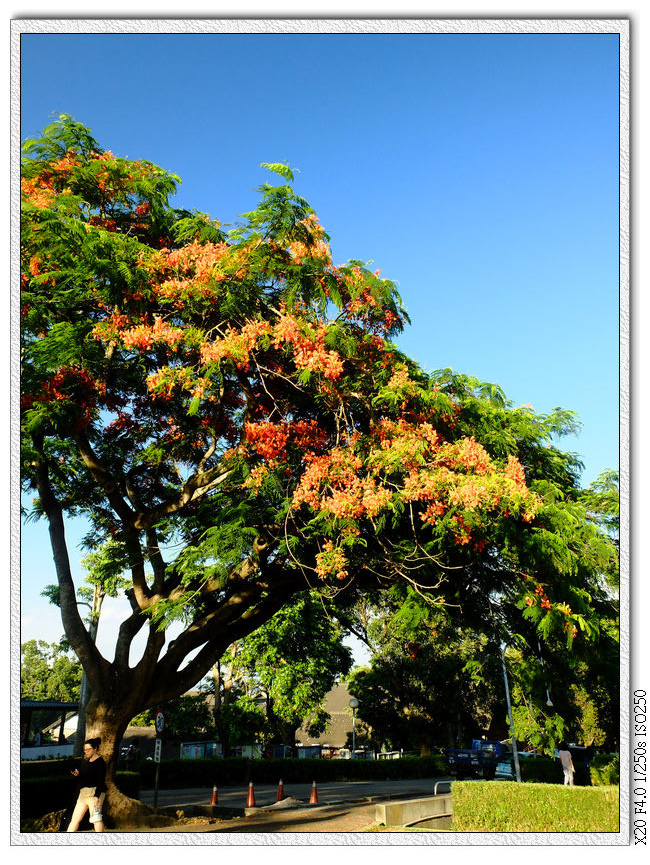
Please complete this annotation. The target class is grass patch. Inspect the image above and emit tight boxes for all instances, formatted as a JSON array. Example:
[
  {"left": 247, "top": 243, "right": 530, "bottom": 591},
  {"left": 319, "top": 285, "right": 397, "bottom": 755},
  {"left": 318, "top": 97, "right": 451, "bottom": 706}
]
[
  {"left": 364, "top": 826, "right": 449, "bottom": 833},
  {"left": 451, "top": 781, "right": 619, "bottom": 833}
]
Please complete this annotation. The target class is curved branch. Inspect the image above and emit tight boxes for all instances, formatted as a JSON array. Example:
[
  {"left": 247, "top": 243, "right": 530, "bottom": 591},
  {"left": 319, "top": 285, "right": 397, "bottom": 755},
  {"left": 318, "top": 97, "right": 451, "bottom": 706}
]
[
  {"left": 32, "top": 438, "right": 110, "bottom": 692},
  {"left": 113, "top": 590, "right": 147, "bottom": 670},
  {"left": 155, "top": 563, "right": 302, "bottom": 682},
  {"left": 74, "top": 431, "right": 136, "bottom": 526},
  {"left": 145, "top": 526, "right": 167, "bottom": 594},
  {"left": 147, "top": 571, "right": 301, "bottom": 703},
  {"left": 133, "top": 465, "right": 233, "bottom": 530}
]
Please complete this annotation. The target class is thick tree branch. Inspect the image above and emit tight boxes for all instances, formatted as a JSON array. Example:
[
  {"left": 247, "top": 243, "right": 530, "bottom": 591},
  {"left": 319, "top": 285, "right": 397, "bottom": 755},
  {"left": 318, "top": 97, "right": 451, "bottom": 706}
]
[
  {"left": 147, "top": 571, "right": 301, "bottom": 703},
  {"left": 74, "top": 431, "right": 136, "bottom": 526},
  {"left": 155, "top": 561, "right": 301, "bottom": 681},
  {"left": 32, "top": 438, "right": 110, "bottom": 693}
]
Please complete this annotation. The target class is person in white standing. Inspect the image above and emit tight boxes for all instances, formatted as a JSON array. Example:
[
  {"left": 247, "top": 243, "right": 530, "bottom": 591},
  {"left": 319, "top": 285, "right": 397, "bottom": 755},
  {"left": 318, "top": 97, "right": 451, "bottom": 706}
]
[{"left": 558, "top": 743, "right": 575, "bottom": 786}]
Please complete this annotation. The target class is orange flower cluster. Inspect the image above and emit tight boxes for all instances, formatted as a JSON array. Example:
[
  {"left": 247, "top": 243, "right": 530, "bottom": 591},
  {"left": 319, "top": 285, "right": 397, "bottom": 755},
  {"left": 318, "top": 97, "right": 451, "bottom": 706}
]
[
  {"left": 448, "top": 480, "right": 491, "bottom": 510},
  {"left": 315, "top": 540, "right": 349, "bottom": 581},
  {"left": 243, "top": 461, "right": 277, "bottom": 491},
  {"left": 166, "top": 240, "right": 229, "bottom": 276},
  {"left": 146, "top": 366, "right": 193, "bottom": 398},
  {"left": 533, "top": 583, "right": 552, "bottom": 612},
  {"left": 450, "top": 514, "right": 473, "bottom": 545},
  {"left": 200, "top": 320, "right": 272, "bottom": 367},
  {"left": 373, "top": 418, "right": 440, "bottom": 470},
  {"left": 292, "top": 447, "right": 392, "bottom": 522},
  {"left": 289, "top": 419, "right": 329, "bottom": 454},
  {"left": 287, "top": 215, "right": 333, "bottom": 266},
  {"left": 245, "top": 419, "right": 329, "bottom": 462},
  {"left": 245, "top": 422, "right": 290, "bottom": 460},
  {"left": 21, "top": 176, "right": 57, "bottom": 209},
  {"left": 272, "top": 314, "right": 343, "bottom": 380},
  {"left": 368, "top": 420, "right": 540, "bottom": 537},
  {"left": 504, "top": 454, "right": 527, "bottom": 487},
  {"left": 21, "top": 365, "right": 104, "bottom": 430},
  {"left": 146, "top": 240, "right": 231, "bottom": 306},
  {"left": 443, "top": 437, "right": 493, "bottom": 475},
  {"left": 121, "top": 316, "right": 184, "bottom": 351}
]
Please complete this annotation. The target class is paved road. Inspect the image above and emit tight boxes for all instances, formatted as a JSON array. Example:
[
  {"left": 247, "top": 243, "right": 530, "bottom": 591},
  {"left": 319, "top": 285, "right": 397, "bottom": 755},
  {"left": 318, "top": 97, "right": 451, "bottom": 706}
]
[
  {"left": 130, "top": 777, "right": 453, "bottom": 833},
  {"left": 140, "top": 776, "right": 453, "bottom": 810}
]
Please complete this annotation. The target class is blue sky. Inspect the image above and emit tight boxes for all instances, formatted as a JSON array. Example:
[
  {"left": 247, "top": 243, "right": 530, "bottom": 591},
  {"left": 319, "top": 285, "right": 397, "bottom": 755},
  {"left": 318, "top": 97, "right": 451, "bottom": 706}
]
[{"left": 19, "top": 31, "right": 621, "bottom": 650}]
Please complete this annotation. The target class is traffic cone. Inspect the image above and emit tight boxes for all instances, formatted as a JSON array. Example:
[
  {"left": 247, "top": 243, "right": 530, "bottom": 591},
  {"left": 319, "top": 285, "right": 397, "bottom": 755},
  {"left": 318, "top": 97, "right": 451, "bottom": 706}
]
[
  {"left": 210, "top": 785, "right": 218, "bottom": 806},
  {"left": 276, "top": 779, "right": 285, "bottom": 801},
  {"left": 309, "top": 781, "right": 318, "bottom": 804},
  {"left": 246, "top": 781, "right": 256, "bottom": 807}
]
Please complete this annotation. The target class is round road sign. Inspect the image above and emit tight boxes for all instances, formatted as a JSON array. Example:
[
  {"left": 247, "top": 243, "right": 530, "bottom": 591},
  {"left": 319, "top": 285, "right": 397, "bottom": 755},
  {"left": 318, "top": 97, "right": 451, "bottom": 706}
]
[{"left": 154, "top": 708, "right": 166, "bottom": 734}]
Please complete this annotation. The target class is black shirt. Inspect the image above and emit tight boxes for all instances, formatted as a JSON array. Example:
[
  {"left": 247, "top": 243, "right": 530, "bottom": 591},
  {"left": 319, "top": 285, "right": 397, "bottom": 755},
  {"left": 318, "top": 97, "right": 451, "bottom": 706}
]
[{"left": 75, "top": 756, "right": 107, "bottom": 795}]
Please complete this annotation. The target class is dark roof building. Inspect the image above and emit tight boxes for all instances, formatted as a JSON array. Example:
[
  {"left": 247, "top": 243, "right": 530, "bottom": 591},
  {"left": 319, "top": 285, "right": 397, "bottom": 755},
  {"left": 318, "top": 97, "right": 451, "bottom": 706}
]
[{"left": 296, "top": 682, "right": 357, "bottom": 748}]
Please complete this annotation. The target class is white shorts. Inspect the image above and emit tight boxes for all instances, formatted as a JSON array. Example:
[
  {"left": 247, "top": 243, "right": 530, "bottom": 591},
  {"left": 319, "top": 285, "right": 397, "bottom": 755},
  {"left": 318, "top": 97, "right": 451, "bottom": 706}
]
[{"left": 77, "top": 786, "right": 105, "bottom": 811}]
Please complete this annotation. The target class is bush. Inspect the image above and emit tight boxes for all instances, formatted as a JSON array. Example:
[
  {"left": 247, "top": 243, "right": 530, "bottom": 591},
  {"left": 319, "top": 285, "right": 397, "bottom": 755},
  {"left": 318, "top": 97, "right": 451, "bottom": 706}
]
[
  {"left": 136, "top": 754, "right": 448, "bottom": 788},
  {"left": 590, "top": 754, "right": 619, "bottom": 786},
  {"left": 20, "top": 771, "right": 140, "bottom": 820},
  {"left": 451, "top": 781, "right": 619, "bottom": 832}
]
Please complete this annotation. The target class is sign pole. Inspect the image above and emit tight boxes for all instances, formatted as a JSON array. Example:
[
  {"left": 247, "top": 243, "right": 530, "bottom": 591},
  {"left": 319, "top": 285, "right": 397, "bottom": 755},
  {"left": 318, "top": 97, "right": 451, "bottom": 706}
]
[
  {"left": 153, "top": 743, "right": 161, "bottom": 809},
  {"left": 153, "top": 708, "right": 166, "bottom": 809}
]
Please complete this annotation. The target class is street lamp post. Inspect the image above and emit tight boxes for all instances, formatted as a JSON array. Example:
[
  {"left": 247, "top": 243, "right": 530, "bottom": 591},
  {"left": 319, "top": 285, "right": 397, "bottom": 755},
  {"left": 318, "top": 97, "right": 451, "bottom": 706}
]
[
  {"left": 537, "top": 640, "right": 553, "bottom": 708},
  {"left": 349, "top": 698, "right": 359, "bottom": 758},
  {"left": 500, "top": 643, "right": 522, "bottom": 783}
]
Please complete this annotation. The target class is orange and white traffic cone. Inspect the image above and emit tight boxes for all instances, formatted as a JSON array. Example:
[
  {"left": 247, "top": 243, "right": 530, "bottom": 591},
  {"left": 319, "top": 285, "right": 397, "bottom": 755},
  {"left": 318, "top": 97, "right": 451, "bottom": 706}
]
[
  {"left": 309, "top": 781, "right": 318, "bottom": 804},
  {"left": 210, "top": 785, "right": 218, "bottom": 806},
  {"left": 276, "top": 779, "right": 285, "bottom": 801},
  {"left": 246, "top": 781, "right": 256, "bottom": 807}
]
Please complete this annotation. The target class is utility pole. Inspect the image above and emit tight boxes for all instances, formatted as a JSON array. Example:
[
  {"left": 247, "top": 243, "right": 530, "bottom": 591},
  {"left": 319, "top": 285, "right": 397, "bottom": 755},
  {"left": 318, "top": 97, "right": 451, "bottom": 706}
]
[{"left": 500, "top": 642, "right": 522, "bottom": 783}]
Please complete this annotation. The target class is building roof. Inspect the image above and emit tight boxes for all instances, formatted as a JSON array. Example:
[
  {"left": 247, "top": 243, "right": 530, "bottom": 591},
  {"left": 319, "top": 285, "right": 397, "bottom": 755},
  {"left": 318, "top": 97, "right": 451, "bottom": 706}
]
[{"left": 296, "top": 682, "right": 356, "bottom": 747}]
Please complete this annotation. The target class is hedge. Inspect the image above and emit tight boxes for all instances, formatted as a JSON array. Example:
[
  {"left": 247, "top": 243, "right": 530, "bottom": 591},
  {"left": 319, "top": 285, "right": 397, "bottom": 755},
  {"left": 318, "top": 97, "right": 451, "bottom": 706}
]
[
  {"left": 20, "top": 771, "right": 140, "bottom": 819},
  {"left": 137, "top": 754, "right": 448, "bottom": 788},
  {"left": 20, "top": 757, "right": 80, "bottom": 780}
]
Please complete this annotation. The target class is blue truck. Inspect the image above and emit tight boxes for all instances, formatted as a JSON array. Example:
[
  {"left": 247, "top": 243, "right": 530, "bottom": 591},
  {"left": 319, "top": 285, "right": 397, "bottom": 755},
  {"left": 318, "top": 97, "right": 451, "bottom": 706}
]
[{"left": 445, "top": 740, "right": 505, "bottom": 780}]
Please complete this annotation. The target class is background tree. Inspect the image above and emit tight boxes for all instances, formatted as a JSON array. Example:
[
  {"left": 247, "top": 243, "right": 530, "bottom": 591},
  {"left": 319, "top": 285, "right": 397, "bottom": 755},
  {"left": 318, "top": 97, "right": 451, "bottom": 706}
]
[
  {"left": 21, "top": 116, "right": 618, "bottom": 819},
  {"left": 130, "top": 693, "right": 215, "bottom": 743},
  {"left": 198, "top": 594, "right": 351, "bottom": 753},
  {"left": 224, "top": 593, "right": 352, "bottom": 747},
  {"left": 346, "top": 595, "right": 504, "bottom": 753},
  {"left": 20, "top": 639, "right": 82, "bottom": 702},
  {"left": 506, "top": 469, "right": 620, "bottom": 752}
]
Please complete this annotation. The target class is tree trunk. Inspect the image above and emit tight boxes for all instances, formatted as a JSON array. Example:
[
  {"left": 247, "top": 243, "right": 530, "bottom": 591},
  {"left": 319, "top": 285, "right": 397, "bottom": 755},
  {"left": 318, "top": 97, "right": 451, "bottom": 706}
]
[{"left": 83, "top": 696, "right": 157, "bottom": 826}]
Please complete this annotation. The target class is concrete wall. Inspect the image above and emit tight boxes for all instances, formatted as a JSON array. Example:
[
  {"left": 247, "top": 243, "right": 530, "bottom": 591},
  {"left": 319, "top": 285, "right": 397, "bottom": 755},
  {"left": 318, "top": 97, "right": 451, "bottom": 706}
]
[{"left": 21, "top": 744, "right": 74, "bottom": 761}]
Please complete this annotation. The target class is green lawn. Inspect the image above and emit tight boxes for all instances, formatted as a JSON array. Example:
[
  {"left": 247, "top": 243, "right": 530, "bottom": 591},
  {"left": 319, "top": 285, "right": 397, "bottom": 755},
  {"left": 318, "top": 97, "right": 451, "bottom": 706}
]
[{"left": 451, "top": 781, "right": 619, "bottom": 833}]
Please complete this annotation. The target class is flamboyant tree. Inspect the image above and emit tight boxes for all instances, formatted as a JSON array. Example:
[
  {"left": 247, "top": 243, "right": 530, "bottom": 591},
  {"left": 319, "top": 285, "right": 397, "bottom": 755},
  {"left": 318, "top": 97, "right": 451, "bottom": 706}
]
[{"left": 21, "top": 116, "right": 616, "bottom": 819}]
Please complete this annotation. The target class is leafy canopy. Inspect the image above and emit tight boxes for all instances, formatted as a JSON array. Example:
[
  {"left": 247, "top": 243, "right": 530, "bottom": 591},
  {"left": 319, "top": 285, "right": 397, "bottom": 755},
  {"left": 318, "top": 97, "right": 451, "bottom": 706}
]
[{"left": 21, "top": 117, "right": 618, "bottom": 725}]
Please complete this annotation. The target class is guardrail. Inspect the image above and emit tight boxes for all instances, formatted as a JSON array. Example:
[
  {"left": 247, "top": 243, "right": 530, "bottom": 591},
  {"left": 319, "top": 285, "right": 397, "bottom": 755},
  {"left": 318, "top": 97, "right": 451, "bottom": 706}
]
[{"left": 375, "top": 792, "right": 453, "bottom": 829}]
